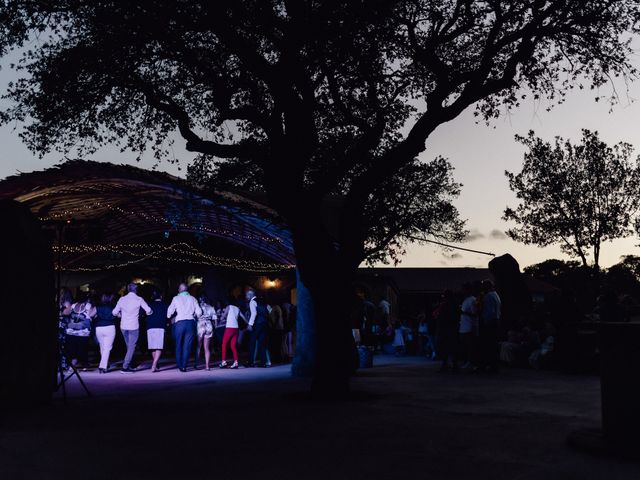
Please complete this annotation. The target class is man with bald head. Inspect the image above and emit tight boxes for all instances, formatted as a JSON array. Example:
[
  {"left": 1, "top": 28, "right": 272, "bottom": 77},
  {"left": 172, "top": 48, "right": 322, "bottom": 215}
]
[
  {"left": 113, "top": 282, "right": 152, "bottom": 373},
  {"left": 167, "top": 283, "right": 202, "bottom": 372}
]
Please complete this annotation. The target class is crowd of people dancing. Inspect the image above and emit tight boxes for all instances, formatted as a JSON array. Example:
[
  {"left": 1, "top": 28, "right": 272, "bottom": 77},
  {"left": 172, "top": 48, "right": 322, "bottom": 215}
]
[
  {"left": 58, "top": 276, "right": 577, "bottom": 377},
  {"left": 58, "top": 282, "right": 296, "bottom": 374}
]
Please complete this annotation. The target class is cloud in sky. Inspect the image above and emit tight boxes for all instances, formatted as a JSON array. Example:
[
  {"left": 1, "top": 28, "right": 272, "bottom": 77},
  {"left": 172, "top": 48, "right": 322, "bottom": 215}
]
[
  {"left": 462, "top": 228, "right": 508, "bottom": 242},
  {"left": 463, "top": 229, "right": 485, "bottom": 242},
  {"left": 489, "top": 229, "right": 508, "bottom": 240},
  {"left": 442, "top": 252, "right": 463, "bottom": 260}
]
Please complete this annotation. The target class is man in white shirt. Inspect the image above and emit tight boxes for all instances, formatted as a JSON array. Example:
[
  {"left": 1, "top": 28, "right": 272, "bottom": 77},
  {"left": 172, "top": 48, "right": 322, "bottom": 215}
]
[
  {"left": 378, "top": 297, "right": 391, "bottom": 328},
  {"left": 459, "top": 282, "right": 477, "bottom": 369},
  {"left": 167, "top": 283, "right": 202, "bottom": 372},
  {"left": 112, "top": 283, "right": 152, "bottom": 373},
  {"left": 246, "top": 289, "right": 270, "bottom": 367}
]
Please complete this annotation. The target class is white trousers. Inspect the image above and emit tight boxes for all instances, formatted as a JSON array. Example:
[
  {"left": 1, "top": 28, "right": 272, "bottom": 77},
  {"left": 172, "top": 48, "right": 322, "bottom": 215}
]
[{"left": 95, "top": 325, "right": 116, "bottom": 369}]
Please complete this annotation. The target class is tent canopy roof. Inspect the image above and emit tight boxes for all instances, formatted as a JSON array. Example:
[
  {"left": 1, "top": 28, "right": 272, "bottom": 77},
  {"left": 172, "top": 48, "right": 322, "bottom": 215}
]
[{"left": 0, "top": 160, "right": 295, "bottom": 266}]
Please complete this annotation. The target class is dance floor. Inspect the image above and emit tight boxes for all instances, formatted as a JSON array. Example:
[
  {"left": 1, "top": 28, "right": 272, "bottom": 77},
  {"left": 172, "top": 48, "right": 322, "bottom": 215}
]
[{"left": 54, "top": 360, "right": 303, "bottom": 399}]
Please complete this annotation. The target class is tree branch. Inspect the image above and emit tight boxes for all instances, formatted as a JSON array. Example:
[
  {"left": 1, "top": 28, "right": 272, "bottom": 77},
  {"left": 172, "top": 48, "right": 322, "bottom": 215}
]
[{"left": 141, "top": 86, "right": 261, "bottom": 158}]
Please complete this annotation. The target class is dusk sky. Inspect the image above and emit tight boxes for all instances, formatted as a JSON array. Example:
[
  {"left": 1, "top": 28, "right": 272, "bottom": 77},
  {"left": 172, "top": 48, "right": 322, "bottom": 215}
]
[{"left": 2, "top": 52, "right": 640, "bottom": 270}]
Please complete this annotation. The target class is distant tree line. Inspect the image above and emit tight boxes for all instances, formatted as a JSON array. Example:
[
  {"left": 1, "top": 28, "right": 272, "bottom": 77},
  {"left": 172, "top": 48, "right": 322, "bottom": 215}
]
[{"left": 525, "top": 256, "right": 640, "bottom": 311}]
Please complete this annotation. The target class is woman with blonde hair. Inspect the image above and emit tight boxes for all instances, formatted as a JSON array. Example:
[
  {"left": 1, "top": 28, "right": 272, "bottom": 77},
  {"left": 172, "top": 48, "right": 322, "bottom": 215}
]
[{"left": 196, "top": 294, "right": 217, "bottom": 370}]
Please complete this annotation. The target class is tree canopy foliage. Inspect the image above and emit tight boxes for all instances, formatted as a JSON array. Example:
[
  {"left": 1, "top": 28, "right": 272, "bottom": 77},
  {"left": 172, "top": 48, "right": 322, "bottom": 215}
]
[
  {"left": 187, "top": 154, "right": 465, "bottom": 265},
  {"left": 505, "top": 130, "right": 640, "bottom": 269},
  {"left": 1, "top": 1, "right": 639, "bottom": 271}
]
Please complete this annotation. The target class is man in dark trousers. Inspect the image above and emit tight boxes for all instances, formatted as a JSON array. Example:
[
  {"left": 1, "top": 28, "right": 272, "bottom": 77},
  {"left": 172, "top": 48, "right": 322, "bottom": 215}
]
[
  {"left": 167, "top": 283, "right": 202, "bottom": 372},
  {"left": 478, "top": 280, "right": 502, "bottom": 373},
  {"left": 246, "top": 289, "right": 269, "bottom": 367}
]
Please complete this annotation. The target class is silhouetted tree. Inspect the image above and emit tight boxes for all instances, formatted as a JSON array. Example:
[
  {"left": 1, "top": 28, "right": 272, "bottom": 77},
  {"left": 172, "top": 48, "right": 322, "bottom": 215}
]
[
  {"left": 2, "top": 1, "right": 639, "bottom": 393},
  {"left": 188, "top": 155, "right": 465, "bottom": 265},
  {"left": 524, "top": 258, "right": 598, "bottom": 310},
  {"left": 523, "top": 259, "right": 583, "bottom": 283},
  {"left": 505, "top": 130, "right": 640, "bottom": 270},
  {"left": 605, "top": 255, "right": 640, "bottom": 301},
  {"left": 612, "top": 255, "right": 640, "bottom": 279},
  {"left": 525, "top": 256, "right": 640, "bottom": 310}
]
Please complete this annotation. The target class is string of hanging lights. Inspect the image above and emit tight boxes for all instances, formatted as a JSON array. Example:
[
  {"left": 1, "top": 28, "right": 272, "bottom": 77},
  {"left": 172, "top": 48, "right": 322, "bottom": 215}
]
[
  {"left": 53, "top": 242, "right": 295, "bottom": 272},
  {"left": 39, "top": 201, "right": 284, "bottom": 244}
]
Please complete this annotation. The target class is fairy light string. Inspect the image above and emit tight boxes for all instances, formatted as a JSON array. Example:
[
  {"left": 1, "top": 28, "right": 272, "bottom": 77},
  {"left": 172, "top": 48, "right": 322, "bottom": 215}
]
[
  {"left": 39, "top": 201, "right": 285, "bottom": 244},
  {"left": 54, "top": 242, "right": 295, "bottom": 272}
]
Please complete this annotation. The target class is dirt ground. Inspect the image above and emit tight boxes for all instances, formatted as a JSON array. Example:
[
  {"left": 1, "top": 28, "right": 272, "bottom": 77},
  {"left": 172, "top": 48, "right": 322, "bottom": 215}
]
[{"left": 0, "top": 356, "right": 635, "bottom": 480}]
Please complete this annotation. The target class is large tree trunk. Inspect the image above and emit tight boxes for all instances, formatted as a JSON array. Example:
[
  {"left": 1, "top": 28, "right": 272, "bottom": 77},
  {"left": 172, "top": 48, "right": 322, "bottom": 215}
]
[
  {"left": 287, "top": 204, "right": 359, "bottom": 396},
  {"left": 291, "top": 252, "right": 360, "bottom": 396},
  {"left": 307, "top": 269, "right": 359, "bottom": 396},
  {"left": 291, "top": 269, "right": 316, "bottom": 378}
]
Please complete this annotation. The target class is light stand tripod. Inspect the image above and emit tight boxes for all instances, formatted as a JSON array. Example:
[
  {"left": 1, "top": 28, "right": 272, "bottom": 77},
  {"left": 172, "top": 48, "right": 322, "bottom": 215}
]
[{"left": 53, "top": 220, "right": 91, "bottom": 402}]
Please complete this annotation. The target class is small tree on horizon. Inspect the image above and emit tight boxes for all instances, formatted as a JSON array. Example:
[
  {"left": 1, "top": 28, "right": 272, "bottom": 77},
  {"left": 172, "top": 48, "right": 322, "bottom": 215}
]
[
  {"left": 523, "top": 258, "right": 583, "bottom": 282},
  {"left": 605, "top": 255, "right": 640, "bottom": 301},
  {"left": 505, "top": 130, "right": 640, "bottom": 271}
]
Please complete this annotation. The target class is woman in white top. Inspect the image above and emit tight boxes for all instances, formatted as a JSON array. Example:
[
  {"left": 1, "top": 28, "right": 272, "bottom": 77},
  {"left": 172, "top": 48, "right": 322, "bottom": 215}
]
[
  {"left": 196, "top": 295, "right": 217, "bottom": 371},
  {"left": 219, "top": 300, "right": 246, "bottom": 369}
]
